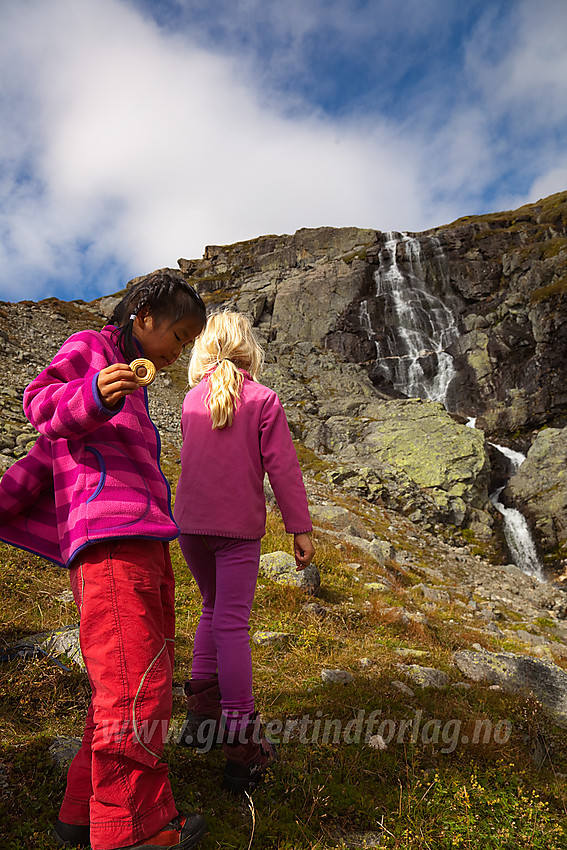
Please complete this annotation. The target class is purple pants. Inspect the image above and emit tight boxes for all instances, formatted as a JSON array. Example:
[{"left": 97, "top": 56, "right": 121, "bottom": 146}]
[{"left": 179, "top": 534, "right": 261, "bottom": 730}]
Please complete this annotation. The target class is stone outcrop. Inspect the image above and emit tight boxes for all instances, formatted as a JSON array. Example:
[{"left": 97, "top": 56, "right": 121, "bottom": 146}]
[
  {"left": 454, "top": 648, "right": 567, "bottom": 728},
  {"left": 504, "top": 426, "right": 567, "bottom": 566},
  {"left": 432, "top": 193, "right": 567, "bottom": 437},
  {"left": 174, "top": 191, "right": 567, "bottom": 563},
  {"left": 2, "top": 192, "right": 565, "bottom": 566},
  {"left": 180, "top": 193, "right": 566, "bottom": 448},
  {"left": 178, "top": 226, "right": 379, "bottom": 350}
]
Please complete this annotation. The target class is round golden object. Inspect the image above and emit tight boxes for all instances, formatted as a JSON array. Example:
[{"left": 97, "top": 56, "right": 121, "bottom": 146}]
[{"left": 129, "top": 358, "right": 157, "bottom": 387}]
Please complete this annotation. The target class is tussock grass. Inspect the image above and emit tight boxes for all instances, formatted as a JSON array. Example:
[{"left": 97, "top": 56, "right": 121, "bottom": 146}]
[{"left": 2, "top": 516, "right": 567, "bottom": 849}]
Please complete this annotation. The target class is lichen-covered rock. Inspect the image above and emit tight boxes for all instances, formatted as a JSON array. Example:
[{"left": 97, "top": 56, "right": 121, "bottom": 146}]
[
  {"left": 321, "top": 669, "right": 354, "bottom": 684},
  {"left": 399, "top": 665, "right": 450, "bottom": 689},
  {"left": 49, "top": 737, "right": 82, "bottom": 772},
  {"left": 2, "top": 626, "right": 84, "bottom": 669},
  {"left": 252, "top": 631, "right": 290, "bottom": 646},
  {"left": 259, "top": 551, "right": 321, "bottom": 596},
  {"left": 363, "top": 581, "right": 390, "bottom": 593},
  {"left": 453, "top": 648, "right": 567, "bottom": 727},
  {"left": 303, "top": 391, "right": 491, "bottom": 528},
  {"left": 42, "top": 625, "right": 84, "bottom": 669}
]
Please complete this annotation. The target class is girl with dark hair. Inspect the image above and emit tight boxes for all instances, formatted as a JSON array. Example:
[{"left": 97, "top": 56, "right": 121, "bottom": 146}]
[{"left": 0, "top": 270, "right": 207, "bottom": 849}]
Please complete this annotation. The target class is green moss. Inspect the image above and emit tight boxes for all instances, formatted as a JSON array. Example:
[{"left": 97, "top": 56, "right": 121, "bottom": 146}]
[
  {"left": 530, "top": 276, "right": 567, "bottom": 304},
  {"left": 444, "top": 190, "right": 567, "bottom": 232},
  {"left": 293, "top": 441, "right": 331, "bottom": 474},
  {"left": 340, "top": 247, "right": 370, "bottom": 264}
]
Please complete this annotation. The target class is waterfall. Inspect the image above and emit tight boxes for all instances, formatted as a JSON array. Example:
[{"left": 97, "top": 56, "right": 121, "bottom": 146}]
[
  {"left": 367, "top": 232, "right": 459, "bottom": 405},
  {"left": 361, "top": 233, "right": 544, "bottom": 578},
  {"left": 465, "top": 420, "right": 544, "bottom": 579},
  {"left": 489, "top": 443, "right": 544, "bottom": 581}
]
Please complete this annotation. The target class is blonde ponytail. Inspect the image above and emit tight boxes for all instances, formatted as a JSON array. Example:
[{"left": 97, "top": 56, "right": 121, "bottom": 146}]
[
  {"left": 207, "top": 359, "right": 244, "bottom": 429},
  {"left": 188, "top": 311, "right": 264, "bottom": 429}
]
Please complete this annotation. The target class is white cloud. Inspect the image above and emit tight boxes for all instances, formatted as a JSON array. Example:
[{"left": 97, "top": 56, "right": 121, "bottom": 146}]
[
  {"left": 0, "top": 0, "right": 426, "bottom": 299},
  {"left": 528, "top": 166, "right": 567, "bottom": 202},
  {"left": 0, "top": 0, "right": 566, "bottom": 301},
  {"left": 464, "top": 0, "right": 567, "bottom": 139}
]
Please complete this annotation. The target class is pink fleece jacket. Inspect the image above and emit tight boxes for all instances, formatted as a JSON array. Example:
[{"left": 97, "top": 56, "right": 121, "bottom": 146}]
[
  {"left": 0, "top": 325, "right": 178, "bottom": 567},
  {"left": 173, "top": 372, "right": 312, "bottom": 539}
]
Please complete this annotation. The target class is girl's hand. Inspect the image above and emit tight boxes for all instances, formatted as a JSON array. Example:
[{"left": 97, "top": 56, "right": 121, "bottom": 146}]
[
  {"left": 97, "top": 363, "right": 140, "bottom": 409},
  {"left": 294, "top": 532, "right": 315, "bottom": 571}
]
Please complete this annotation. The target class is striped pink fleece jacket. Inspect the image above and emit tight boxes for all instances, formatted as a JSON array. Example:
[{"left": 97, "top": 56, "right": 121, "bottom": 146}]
[{"left": 0, "top": 325, "right": 178, "bottom": 567}]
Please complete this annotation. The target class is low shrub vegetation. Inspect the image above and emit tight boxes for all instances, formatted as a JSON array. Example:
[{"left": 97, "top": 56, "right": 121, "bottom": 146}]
[{"left": 1, "top": 511, "right": 567, "bottom": 849}]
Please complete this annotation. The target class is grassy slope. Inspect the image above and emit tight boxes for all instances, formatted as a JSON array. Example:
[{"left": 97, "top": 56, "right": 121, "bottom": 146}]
[{"left": 1, "top": 447, "right": 567, "bottom": 849}]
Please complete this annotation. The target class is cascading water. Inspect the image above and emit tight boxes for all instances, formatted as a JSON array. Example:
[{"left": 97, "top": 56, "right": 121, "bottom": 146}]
[
  {"left": 360, "top": 234, "right": 544, "bottom": 579},
  {"left": 466, "top": 420, "right": 544, "bottom": 580},
  {"left": 489, "top": 444, "right": 544, "bottom": 581},
  {"left": 362, "top": 232, "right": 460, "bottom": 405}
]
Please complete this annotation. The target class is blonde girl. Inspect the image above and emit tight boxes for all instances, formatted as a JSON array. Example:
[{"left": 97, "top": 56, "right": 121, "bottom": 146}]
[{"left": 174, "top": 311, "right": 315, "bottom": 794}]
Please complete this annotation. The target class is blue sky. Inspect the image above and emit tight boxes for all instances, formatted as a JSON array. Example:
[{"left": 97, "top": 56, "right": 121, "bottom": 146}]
[{"left": 1, "top": 0, "right": 566, "bottom": 302}]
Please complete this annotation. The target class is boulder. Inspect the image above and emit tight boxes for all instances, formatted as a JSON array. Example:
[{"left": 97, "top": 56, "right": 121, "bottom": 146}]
[
  {"left": 321, "top": 669, "right": 354, "bottom": 684},
  {"left": 454, "top": 648, "right": 567, "bottom": 727},
  {"left": 399, "top": 665, "right": 450, "bottom": 689},
  {"left": 259, "top": 551, "right": 321, "bottom": 596},
  {"left": 252, "top": 631, "right": 290, "bottom": 647}
]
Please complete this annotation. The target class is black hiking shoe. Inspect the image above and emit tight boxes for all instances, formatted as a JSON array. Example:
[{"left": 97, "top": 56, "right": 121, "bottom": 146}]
[
  {"left": 52, "top": 819, "right": 90, "bottom": 847},
  {"left": 222, "top": 714, "right": 276, "bottom": 794},
  {"left": 117, "top": 813, "right": 207, "bottom": 848}
]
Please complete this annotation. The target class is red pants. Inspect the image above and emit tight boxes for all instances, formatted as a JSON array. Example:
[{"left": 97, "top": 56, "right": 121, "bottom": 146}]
[{"left": 59, "top": 540, "right": 178, "bottom": 850}]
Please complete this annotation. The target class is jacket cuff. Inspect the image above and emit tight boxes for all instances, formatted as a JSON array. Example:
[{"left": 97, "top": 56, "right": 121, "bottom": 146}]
[{"left": 91, "top": 372, "right": 125, "bottom": 416}]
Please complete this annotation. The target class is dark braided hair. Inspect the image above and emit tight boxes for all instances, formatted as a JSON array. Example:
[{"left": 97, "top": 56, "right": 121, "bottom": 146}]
[{"left": 110, "top": 270, "right": 206, "bottom": 361}]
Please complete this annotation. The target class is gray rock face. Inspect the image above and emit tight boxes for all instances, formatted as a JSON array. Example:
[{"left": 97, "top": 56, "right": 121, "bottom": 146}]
[
  {"left": 504, "top": 427, "right": 567, "bottom": 563},
  {"left": 432, "top": 196, "right": 567, "bottom": 436},
  {"left": 315, "top": 195, "right": 567, "bottom": 443},
  {"left": 454, "top": 648, "right": 567, "bottom": 727},
  {"left": 2, "top": 193, "right": 565, "bottom": 567}
]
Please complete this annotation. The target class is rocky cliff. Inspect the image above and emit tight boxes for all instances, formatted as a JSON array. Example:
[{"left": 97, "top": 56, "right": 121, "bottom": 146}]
[
  {"left": 1, "top": 193, "right": 566, "bottom": 573},
  {"left": 175, "top": 192, "right": 567, "bottom": 570},
  {"left": 431, "top": 193, "right": 567, "bottom": 437}
]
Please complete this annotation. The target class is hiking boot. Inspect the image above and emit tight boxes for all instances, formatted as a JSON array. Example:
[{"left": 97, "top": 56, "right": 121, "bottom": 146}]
[
  {"left": 117, "top": 813, "right": 207, "bottom": 849},
  {"left": 222, "top": 714, "right": 276, "bottom": 794},
  {"left": 52, "top": 820, "right": 90, "bottom": 847},
  {"left": 178, "top": 677, "right": 223, "bottom": 751}
]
